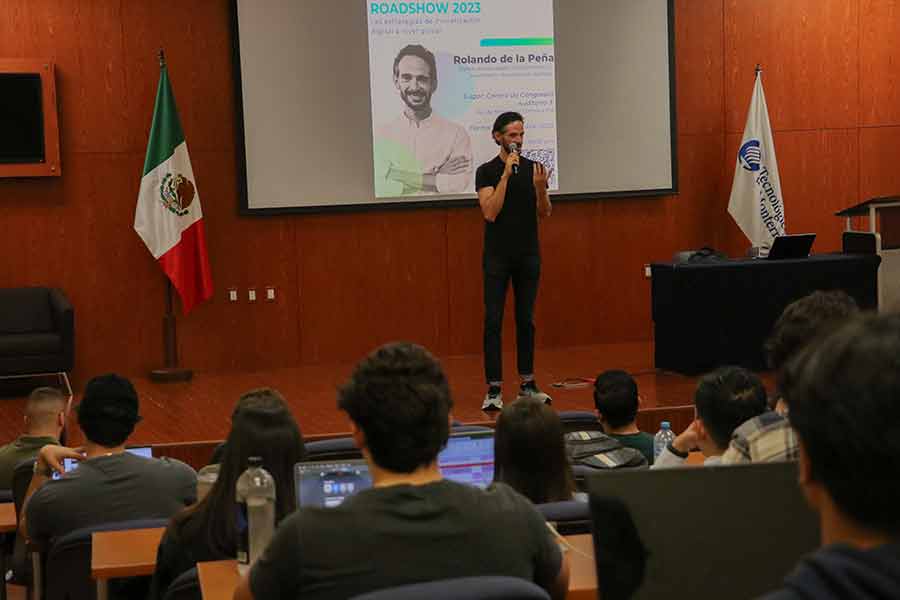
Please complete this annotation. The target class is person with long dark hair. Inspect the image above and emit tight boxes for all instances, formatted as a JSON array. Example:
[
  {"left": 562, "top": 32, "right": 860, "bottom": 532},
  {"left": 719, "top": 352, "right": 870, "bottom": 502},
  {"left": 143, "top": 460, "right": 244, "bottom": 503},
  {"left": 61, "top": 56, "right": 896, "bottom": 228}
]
[
  {"left": 148, "top": 388, "right": 305, "bottom": 599},
  {"left": 493, "top": 398, "right": 575, "bottom": 504}
]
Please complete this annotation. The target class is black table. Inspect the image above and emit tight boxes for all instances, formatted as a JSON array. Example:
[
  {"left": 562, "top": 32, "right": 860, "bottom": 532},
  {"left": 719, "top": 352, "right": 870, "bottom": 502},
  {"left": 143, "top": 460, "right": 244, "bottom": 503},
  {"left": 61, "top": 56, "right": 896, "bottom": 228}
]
[{"left": 651, "top": 254, "right": 881, "bottom": 374}]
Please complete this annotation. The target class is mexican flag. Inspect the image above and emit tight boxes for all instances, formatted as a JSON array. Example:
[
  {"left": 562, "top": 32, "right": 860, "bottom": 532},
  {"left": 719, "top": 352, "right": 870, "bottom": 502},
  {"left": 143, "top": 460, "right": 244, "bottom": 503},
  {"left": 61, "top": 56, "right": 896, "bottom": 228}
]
[{"left": 134, "top": 62, "right": 213, "bottom": 314}]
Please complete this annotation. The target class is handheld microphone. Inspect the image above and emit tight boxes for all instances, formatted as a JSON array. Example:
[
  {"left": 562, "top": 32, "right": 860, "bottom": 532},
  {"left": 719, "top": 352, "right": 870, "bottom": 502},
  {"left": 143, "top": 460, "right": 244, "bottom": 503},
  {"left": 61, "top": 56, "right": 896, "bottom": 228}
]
[{"left": 509, "top": 142, "right": 519, "bottom": 175}]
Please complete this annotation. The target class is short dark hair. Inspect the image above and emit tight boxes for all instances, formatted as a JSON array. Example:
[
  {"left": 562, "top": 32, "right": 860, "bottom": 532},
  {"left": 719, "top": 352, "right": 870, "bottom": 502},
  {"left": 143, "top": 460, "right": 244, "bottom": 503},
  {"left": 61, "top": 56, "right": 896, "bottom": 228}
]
[
  {"left": 766, "top": 290, "right": 859, "bottom": 372},
  {"left": 494, "top": 398, "right": 575, "bottom": 504},
  {"left": 77, "top": 374, "right": 141, "bottom": 447},
  {"left": 492, "top": 111, "right": 524, "bottom": 141},
  {"left": 593, "top": 370, "right": 639, "bottom": 429},
  {"left": 694, "top": 367, "right": 767, "bottom": 449},
  {"left": 393, "top": 44, "right": 437, "bottom": 85},
  {"left": 782, "top": 313, "right": 900, "bottom": 536},
  {"left": 338, "top": 342, "right": 452, "bottom": 473},
  {"left": 26, "top": 387, "right": 66, "bottom": 426}
]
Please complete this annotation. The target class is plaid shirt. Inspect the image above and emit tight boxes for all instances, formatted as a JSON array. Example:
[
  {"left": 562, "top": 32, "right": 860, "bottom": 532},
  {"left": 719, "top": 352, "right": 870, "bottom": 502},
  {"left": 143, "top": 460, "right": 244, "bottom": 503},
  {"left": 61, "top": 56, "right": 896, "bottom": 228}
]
[{"left": 721, "top": 410, "right": 799, "bottom": 464}]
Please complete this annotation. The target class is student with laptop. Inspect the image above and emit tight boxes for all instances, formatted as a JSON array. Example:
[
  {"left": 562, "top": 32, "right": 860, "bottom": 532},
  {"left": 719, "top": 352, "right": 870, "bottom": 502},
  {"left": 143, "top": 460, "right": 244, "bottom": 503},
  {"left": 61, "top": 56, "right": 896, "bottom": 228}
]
[
  {"left": 149, "top": 388, "right": 306, "bottom": 600},
  {"left": 235, "top": 343, "right": 569, "bottom": 600},
  {"left": 21, "top": 374, "right": 197, "bottom": 547},
  {"left": 762, "top": 314, "right": 900, "bottom": 599}
]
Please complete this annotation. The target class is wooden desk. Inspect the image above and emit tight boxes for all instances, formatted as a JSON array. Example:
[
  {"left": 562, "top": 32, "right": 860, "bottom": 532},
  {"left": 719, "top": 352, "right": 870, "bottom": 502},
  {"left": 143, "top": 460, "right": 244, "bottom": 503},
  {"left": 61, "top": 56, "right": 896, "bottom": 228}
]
[
  {"left": 0, "top": 503, "right": 17, "bottom": 533},
  {"left": 91, "top": 527, "right": 164, "bottom": 600},
  {"left": 197, "top": 534, "right": 598, "bottom": 600}
]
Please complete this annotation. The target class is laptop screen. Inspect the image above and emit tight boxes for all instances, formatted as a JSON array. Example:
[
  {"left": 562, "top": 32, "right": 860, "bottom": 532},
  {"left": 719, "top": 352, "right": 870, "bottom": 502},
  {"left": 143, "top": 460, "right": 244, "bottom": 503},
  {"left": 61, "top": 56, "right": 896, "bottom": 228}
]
[
  {"left": 53, "top": 446, "right": 154, "bottom": 480},
  {"left": 294, "top": 460, "right": 373, "bottom": 508},
  {"left": 437, "top": 430, "right": 495, "bottom": 488}
]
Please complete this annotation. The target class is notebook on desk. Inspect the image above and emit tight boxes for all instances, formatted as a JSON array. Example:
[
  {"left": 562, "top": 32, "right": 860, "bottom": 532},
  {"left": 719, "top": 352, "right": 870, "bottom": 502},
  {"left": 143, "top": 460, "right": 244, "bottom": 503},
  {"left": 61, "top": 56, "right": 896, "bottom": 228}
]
[{"left": 766, "top": 233, "right": 816, "bottom": 260}]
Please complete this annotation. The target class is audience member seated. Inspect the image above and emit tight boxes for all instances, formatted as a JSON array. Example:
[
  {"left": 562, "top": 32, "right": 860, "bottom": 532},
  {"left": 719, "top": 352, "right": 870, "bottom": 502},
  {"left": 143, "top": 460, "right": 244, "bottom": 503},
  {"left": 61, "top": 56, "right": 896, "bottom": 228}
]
[
  {"left": 21, "top": 374, "right": 196, "bottom": 547},
  {"left": 593, "top": 370, "right": 654, "bottom": 464},
  {"left": 762, "top": 313, "right": 900, "bottom": 599},
  {"left": 494, "top": 398, "right": 577, "bottom": 504},
  {"left": 0, "top": 386, "right": 65, "bottom": 489},
  {"left": 234, "top": 343, "right": 569, "bottom": 600},
  {"left": 723, "top": 290, "right": 859, "bottom": 465},
  {"left": 654, "top": 366, "right": 766, "bottom": 468},
  {"left": 148, "top": 388, "right": 306, "bottom": 600}
]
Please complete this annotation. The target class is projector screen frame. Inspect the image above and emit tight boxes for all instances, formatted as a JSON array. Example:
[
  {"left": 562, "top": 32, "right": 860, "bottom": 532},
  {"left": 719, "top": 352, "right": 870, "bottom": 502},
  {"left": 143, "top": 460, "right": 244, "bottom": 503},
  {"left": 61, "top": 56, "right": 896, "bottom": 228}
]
[{"left": 230, "top": 0, "right": 677, "bottom": 216}]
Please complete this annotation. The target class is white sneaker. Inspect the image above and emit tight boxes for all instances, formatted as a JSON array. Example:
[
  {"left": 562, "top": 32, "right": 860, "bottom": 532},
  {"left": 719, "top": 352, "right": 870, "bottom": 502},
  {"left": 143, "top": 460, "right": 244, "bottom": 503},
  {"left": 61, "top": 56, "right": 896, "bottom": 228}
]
[
  {"left": 481, "top": 387, "right": 503, "bottom": 411},
  {"left": 518, "top": 381, "right": 552, "bottom": 404}
]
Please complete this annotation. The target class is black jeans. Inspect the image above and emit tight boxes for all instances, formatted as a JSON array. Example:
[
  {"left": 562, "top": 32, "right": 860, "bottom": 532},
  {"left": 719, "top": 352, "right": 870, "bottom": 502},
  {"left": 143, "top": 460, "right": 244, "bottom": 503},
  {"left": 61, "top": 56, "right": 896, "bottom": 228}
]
[{"left": 483, "top": 253, "right": 541, "bottom": 383}]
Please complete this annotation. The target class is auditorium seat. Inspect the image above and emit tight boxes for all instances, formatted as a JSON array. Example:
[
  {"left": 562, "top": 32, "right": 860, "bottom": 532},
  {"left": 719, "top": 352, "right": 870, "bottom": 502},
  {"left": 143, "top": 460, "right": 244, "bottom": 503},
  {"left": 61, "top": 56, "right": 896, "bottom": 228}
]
[
  {"left": 536, "top": 500, "right": 592, "bottom": 535},
  {"left": 163, "top": 566, "right": 200, "bottom": 600},
  {"left": 557, "top": 411, "right": 603, "bottom": 434},
  {"left": 302, "top": 437, "right": 361, "bottom": 462},
  {"left": 41, "top": 518, "right": 169, "bottom": 600},
  {"left": 350, "top": 576, "right": 551, "bottom": 600}
]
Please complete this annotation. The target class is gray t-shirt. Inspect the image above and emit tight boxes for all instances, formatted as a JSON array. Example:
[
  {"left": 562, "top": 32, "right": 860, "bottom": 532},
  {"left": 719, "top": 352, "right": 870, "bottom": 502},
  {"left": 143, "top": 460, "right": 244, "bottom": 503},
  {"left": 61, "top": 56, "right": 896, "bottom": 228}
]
[
  {"left": 250, "top": 480, "right": 562, "bottom": 600},
  {"left": 26, "top": 453, "right": 196, "bottom": 545}
]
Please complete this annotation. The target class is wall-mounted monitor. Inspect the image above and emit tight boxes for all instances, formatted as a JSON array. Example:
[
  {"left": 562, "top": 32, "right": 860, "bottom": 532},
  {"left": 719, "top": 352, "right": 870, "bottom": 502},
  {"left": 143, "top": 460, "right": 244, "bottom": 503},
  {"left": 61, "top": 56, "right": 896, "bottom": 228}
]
[{"left": 0, "top": 60, "right": 61, "bottom": 178}]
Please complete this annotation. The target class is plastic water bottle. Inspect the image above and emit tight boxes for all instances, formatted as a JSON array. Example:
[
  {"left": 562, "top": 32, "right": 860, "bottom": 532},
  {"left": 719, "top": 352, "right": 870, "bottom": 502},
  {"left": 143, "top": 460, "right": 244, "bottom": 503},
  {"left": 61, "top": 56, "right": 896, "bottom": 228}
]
[
  {"left": 236, "top": 456, "right": 276, "bottom": 575},
  {"left": 654, "top": 421, "right": 676, "bottom": 459}
]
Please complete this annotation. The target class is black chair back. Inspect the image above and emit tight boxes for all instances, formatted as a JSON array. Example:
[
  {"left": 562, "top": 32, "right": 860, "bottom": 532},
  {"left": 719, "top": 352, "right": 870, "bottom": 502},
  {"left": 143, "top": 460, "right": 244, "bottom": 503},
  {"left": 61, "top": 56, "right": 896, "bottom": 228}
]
[
  {"left": 44, "top": 518, "right": 169, "bottom": 600},
  {"left": 12, "top": 459, "right": 34, "bottom": 522},
  {"left": 163, "top": 567, "right": 200, "bottom": 600},
  {"left": 536, "top": 500, "right": 592, "bottom": 536}
]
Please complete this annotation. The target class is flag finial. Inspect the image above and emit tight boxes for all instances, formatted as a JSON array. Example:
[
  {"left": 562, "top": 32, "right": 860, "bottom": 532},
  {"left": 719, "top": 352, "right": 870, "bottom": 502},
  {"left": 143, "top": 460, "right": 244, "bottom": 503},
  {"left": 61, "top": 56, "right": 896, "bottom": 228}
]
[
  {"left": 158, "top": 49, "right": 166, "bottom": 69},
  {"left": 755, "top": 64, "right": 762, "bottom": 75}
]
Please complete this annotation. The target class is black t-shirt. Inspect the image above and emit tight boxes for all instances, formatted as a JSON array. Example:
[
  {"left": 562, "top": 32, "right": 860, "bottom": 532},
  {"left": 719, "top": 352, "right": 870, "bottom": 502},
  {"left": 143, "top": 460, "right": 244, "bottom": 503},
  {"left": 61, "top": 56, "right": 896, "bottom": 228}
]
[
  {"left": 250, "top": 480, "right": 562, "bottom": 600},
  {"left": 476, "top": 155, "right": 540, "bottom": 258}
]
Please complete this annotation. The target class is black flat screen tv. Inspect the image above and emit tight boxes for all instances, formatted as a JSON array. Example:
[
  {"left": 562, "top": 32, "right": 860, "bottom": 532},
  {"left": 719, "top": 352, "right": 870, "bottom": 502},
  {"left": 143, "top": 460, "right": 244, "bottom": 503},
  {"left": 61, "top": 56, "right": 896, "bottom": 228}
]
[{"left": 0, "top": 73, "right": 46, "bottom": 164}]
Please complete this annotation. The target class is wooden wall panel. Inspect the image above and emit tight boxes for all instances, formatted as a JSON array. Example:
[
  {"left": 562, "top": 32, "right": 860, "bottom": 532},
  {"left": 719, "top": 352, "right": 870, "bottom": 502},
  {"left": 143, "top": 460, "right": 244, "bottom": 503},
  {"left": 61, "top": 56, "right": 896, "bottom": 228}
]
[
  {"left": 860, "top": 0, "right": 900, "bottom": 126},
  {"left": 860, "top": 126, "right": 900, "bottom": 199},
  {"left": 725, "top": 0, "right": 859, "bottom": 132},
  {"left": 445, "top": 208, "right": 486, "bottom": 356},
  {"left": 675, "top": 0, "right": 725, "bottom": 135},
  {"left": 295, "top": 211, "right": 450, "bottom": 364}
]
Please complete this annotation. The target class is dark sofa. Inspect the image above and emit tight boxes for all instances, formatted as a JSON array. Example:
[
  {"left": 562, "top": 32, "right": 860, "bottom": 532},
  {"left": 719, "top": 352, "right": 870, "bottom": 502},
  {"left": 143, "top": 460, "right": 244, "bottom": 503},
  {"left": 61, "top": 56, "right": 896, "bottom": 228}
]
[{"left": 0, "top": 288, "right": 74, "bottom": 394}]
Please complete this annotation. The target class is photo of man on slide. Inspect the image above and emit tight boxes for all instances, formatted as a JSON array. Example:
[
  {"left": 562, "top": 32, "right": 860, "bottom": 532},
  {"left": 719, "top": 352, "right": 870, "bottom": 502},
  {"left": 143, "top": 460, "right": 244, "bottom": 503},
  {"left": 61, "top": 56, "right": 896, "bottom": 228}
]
[{"left": 374, "top": 44, "right": 473, "bottom": 196}]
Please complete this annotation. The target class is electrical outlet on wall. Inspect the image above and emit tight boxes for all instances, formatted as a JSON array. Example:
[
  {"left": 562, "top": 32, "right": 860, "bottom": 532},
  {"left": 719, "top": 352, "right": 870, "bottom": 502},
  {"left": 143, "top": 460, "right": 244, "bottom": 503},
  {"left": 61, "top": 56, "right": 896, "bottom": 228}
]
[
  {"left": 248, "top": 288, "right": 257, "bottom": 302},
  {"left": 227, "top": 288, "right": 238, "bottom": 302},
  {"left": 265, "top": 286, "right": 276, "bottom": 302},
  {"left": 644, "top": 265, "right": 652, "bottom": 278}
]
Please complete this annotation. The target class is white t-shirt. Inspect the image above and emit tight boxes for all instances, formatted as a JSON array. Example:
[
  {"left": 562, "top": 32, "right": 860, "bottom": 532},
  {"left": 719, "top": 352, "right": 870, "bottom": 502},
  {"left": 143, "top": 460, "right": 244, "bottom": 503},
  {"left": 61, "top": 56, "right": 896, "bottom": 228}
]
[{"left": 375, "top": 112, "right": 473, "bottom": 195}]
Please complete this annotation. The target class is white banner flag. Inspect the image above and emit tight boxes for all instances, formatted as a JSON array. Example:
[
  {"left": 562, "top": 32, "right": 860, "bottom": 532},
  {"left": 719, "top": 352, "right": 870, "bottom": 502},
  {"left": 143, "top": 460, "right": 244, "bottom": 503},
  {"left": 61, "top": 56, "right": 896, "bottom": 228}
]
[{"left": 728, "top": 70, "right": 785, "bottom": 255}]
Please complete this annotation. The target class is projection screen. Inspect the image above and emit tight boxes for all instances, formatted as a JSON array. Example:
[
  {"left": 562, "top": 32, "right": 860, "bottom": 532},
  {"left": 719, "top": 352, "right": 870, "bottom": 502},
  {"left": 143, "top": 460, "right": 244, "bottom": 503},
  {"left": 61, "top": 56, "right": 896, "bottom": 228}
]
[{"left": 232, "top": 0, "right": 676, "bottom": 213}]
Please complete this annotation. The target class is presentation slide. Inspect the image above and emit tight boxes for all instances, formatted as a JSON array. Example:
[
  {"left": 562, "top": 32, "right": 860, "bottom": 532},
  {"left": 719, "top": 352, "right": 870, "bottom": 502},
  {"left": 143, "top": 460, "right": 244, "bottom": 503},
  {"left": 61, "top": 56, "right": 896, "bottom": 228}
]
[
  {"left": 367, "top": 0, "right": 559, "bottom": 198},
  {"left": 233, "top": 0, "right": 675, "bottom": 213}
]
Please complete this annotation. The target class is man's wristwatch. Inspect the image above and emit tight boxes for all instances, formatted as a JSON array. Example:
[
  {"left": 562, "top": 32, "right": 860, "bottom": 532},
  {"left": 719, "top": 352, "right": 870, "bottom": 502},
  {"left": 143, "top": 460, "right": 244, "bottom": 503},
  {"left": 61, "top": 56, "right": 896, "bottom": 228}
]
[
  {"left": 667, "top": 442, "right": 689, "bottom": 459},
  {"left": 32, "top": 462, "right": 52, "bottom": 477}
]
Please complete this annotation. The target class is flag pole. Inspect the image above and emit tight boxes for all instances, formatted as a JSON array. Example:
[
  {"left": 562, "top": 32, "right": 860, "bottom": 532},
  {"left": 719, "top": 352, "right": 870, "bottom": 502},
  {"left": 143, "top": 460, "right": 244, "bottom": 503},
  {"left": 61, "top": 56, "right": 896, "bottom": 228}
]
[{"left": 150, "top": 48, "right": 194, "bottom": 383}]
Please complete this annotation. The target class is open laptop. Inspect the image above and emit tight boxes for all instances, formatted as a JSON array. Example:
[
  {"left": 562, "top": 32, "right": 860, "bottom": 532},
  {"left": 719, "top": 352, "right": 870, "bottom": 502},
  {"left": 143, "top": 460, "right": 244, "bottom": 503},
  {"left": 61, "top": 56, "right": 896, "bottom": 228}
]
[
  {"left": 294, "top": 430, "right": 496, "bottom": 509},
  {"left": 53, "top": 446, "right": 153, "bottom": 480},
  {"left": 587, "top": 462, "right": 820, "bottom": 599},
  {"left": 437, "top": 430, "right": 495, "bottom": 488},
  {"left": 766, "top": 233, "right": 816, "bottom": 259},
  {"left": 294, "top": 459, "right": 373, "bottom": 508}
]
